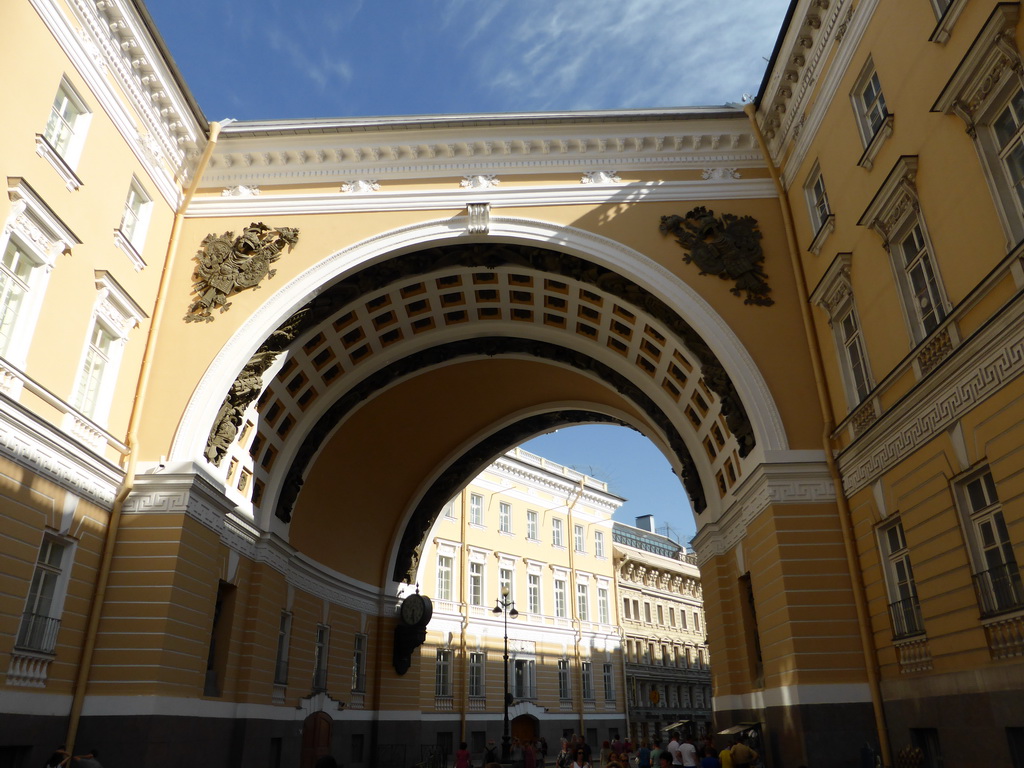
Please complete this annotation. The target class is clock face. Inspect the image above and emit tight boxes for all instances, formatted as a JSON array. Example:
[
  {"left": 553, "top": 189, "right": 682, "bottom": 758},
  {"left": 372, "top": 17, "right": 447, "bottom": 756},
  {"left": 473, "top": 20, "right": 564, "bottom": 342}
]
[{"left": 401, "top": 595, "right": 424, "bottom": 625}]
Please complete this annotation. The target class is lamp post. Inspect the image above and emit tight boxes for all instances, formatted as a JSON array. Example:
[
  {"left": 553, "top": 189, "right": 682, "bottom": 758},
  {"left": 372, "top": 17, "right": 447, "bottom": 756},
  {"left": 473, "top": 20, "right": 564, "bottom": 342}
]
[{"left": 493, "top": 585, "right": 518, "bottom": 763}]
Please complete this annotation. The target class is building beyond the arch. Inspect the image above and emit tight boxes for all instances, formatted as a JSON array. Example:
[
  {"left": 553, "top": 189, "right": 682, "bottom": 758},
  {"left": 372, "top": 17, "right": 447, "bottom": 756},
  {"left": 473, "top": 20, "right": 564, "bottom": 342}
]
[{"left": 2, "top": 2, "right": 1024, "bottom": 767}]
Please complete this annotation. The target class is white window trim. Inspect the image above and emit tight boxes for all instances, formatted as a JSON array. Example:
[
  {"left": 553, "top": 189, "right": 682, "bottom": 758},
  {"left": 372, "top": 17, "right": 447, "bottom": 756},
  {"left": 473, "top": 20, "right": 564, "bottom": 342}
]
[
  {"left": 0, "top": 180, "right": 78, "bottom": 380},
  {"left": 810, "top": 253, "right": 875, "bottom": 410},
  {"left": 804, "top": 162, "right": 835, "bottom": 255},
  {"left": 66, "top": 271, "right": 146, "bottom": 430},
  {"left": 858, "top": 156, "right": 951, "bottom": 347},
  {"left": 928, "top": 0, "right": 970, "bottom": 45},
  {"left": 851, "top": 58, "right": 894, "bottom": 169},
  {"left": 37, "top": 78, "right": 92, "bottom": 191},
  {"left": 114, "top": 177, "right": 152, "bottom": 270},
  {"left": 934, "top": 5, "right": 1024, "bottom": 247}
]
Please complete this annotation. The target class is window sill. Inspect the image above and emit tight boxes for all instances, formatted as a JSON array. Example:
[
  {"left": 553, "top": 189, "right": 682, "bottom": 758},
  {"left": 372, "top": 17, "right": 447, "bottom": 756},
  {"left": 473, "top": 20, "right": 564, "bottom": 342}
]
[
  {"left": 35, "top": 135, "right": 82, "bottom": 191},
  {"left": 857, "top": 114, "right": 895, "bottom": 171},
  {"left": 807, "top": 214, "right": 835, "bottom": 256},
  {"left": 929, "top": 0, "right": 969, "bottom": 44},
  {"left": 114, "top": 228, "right": 147, "bottom": 271}
]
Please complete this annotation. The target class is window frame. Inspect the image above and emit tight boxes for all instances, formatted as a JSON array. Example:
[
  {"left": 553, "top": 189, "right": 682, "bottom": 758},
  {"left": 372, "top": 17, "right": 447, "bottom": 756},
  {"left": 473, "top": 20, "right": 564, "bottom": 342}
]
[
  {"left": 576, "top": 582, "right": 589, "bottom": 621},
  {"left": 554, "top": 578, "right": 567, "bottom": 618},
  {"left": 435, "top": 648, "right": 453, "bottom": 698},
  {"left": 527, "top": 573, "right": 541, "bottom": 614},
  {"left": 851, "top": 59, "right": 895, "bottom": 169},
  {"left": 804, "top": 162, "right": 835, "bottom": 254},
  {"left": 526, "top": 509, "right": 539, "bottom": 540},
  {"left": 115, "top": 177, "right": 153, "bottom": 269},
  {"left": 499, "top": 501, "right": 512, "bottom": 533},
  {"left": 469, "top": 561, "right": 484, "bottom": 606},
  {"left": 351, "top": 632, "right": 367, "bottom": 692},
  {"left": 552, "top": 517, "right": 564, "bottom": 548},
  {"left": 594, "top": 530, "right": 605, "bottom": 558},
  {"left": 810, "top": 253, "right": 875, "bottom": 410},
  {"left": 274, "top": 611, "right": 292, "bottom": 685},
  {"left": 469, "top": 493, "right": 484, "bottom": 526},
  {"left": 436, "top": 554, "right": 453, "bottom": 601},
  {"left": 878, "top": 519, "right": 925, "bottom": 639},
  {"left": 573, "top": 523, "right": 585, "bottom": 553},
  {"left": 16, "top": 534, "right": 74, "bottom": 655},
  {"left": 468, "top": 651, "right": 485, "bottom": 698},
  {"left": 953, "top": 465, "right": 1024, "bottom": 617},
  {"left": 37, "top": 78, "right": 92, "bottom": 190}
]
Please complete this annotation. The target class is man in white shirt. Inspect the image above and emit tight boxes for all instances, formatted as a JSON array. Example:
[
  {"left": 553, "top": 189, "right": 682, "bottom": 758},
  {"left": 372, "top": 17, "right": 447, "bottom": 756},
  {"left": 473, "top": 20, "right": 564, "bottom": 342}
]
[
  {"left": 678, "top": 737, "right": 698, "bottom": 768},
  {"left": 666, "top": 733, "right": 683, "bottom": 766}
]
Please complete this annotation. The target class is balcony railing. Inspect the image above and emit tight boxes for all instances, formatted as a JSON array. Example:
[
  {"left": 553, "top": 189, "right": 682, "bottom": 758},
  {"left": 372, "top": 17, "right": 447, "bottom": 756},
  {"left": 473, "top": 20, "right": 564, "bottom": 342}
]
[
  {"left": 974, "top": 563, "right": 1024, "bottom": 617},
  {"left": 888, "top": 595, "right": 925, "bottom": 639},
  {"left": 15, "top": 613, "right": 61, "bottom": 654}
]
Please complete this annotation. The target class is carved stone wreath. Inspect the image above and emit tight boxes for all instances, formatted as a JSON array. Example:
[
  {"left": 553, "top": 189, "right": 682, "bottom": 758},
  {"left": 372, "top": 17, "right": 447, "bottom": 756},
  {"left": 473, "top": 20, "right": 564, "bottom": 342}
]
[{"left": 660, "top": 206, "right": 773, "bottom": 306}]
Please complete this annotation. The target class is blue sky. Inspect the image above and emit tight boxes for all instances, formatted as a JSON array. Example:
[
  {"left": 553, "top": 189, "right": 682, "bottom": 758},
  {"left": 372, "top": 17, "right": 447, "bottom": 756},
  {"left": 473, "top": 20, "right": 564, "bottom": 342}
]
[
  {"left": 144, "top": 0, "right": 792, "bottom": 543},
  {"left": 148, "top": 0, "right": 791, "bottom": 121}
]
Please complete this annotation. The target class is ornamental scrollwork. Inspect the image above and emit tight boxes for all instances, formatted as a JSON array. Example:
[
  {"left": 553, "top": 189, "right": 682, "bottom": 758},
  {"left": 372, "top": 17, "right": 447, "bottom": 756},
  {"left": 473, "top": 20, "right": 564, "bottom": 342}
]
[
  {"left": 185, "top": 221, "right": 299, "bottom": 322},
  {"left": 660, "top": 206, "right": 773, "bottom": 306}
]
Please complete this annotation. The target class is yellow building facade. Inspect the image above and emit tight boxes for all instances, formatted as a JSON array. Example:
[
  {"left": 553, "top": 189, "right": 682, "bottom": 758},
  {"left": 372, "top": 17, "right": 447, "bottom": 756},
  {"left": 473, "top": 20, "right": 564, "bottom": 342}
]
[
  {"left": 2, "top": 0, "right": 1024, "bottom": 766},
  {"left": 413, "top": 447, "right": 626, "bottom": 762}
]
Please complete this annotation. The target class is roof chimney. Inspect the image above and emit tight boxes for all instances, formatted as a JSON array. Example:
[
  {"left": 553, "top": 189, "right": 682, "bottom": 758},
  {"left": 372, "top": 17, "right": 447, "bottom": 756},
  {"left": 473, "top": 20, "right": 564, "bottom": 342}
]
[{"left": 635, "top": 514, "right": 655, "bottom": 532}]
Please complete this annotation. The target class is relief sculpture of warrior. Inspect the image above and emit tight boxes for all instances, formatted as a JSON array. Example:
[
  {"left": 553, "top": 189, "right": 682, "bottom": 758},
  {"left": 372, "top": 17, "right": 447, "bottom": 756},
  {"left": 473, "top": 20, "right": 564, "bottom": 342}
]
[
  {"left": 660, "top": 206, "right": 772, "bottom": 306},
  {"left": 185, "top": 221, "right": 299, "bottom": 322}
]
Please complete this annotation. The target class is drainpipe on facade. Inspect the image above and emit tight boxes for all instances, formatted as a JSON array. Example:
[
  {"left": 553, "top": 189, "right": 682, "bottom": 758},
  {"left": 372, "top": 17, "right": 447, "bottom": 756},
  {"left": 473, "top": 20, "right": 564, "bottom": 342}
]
[
  {"left": 611, "top": 559, "right": 632, "bottom": 741},
  {"left": 742, "top": 104, "right": 892, "bottom": 767},
  {"left": 64, "top": 121, "right": 226, "bottom": 755}
]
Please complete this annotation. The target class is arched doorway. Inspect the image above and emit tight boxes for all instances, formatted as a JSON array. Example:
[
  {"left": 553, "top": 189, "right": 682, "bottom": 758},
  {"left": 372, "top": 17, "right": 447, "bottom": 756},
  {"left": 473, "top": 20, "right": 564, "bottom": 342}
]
[
  {"left": 300, "top": 712, "right": 332, "bottom": 768},
  {"left": 512, "top": 714, "right": 539, "bottom": 747}
]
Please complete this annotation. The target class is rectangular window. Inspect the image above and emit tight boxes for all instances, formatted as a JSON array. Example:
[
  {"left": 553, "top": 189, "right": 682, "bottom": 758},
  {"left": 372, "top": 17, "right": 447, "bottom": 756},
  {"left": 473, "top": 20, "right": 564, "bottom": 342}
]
[
  {"left": 839, "top": 302, "right": 872, "bottom": 402},
  {"left": 581, "top": 661, "right": 594, "bottom": 700},
  {"left": 623, "top": 598, "right": 631, "bottom": 620},
  {"left": 694, "top": 612, "right": 701, "bottom": 632},
  {"left": 957, "top": 468, "right": 1024, "bottom": 616},
  {"left": 644, "top": 603, "right": 652, "bottom": 623},
  {"left": 0, "top": 239, "right": 35, "bottom": 358},
  {"left": 557, "top": 658, "right": 571, "bottom": 700},
  {"left": 313, "top": 624, "right": 329, "bottom": 692},
  {"left": 470, "top": 493, "right": 483, "bottom": 525},
  {"left": 274, "top": 611, "right": 291, "bottom": 685},
  {"left": 806, "top": 165, "right": 832, "bottom": 234},
  {"left": 499, "top": 501, "right": 512, "bottom": 533},
  {"left": 43, "top": 80, "right": 90, "bottom": 164},
  {"left": 669, "top": 607, "right": 675, "bottom": 627},
  {"left": 528, "top": 574, "right": 541, "bottom": 613},
  {"left": 995, "top": 89, "right": 1024, "bottom": 221},
  {"left": 554, "top": 579, "right": 567, "bottom": 618},
  {"left": 442, "top": 500, "right": 455, "bottom": 518},
  {"left": 17, "top": 536, "right": 71, "bottom": 654},
  {"left": 73, "top": 321, "right": 117, "bottom": 418},
  {"left": 881, "top": 521, "right": 924, "bottom": 638},
  {"left": 469, "top": 651, "right": 484, "bottom": 698},
  {"left": 632, "top": 599, "right": 639, "bottom": 620},
  {"left": 855, "top": 67, "right": 889, "bottom": 142},
  {"left": 500, "top": 567, "right": 513, "bottom": 600},
  {"left": 657, "top": 605, "right": 664, "bottom": 625},
  {"left": 351, "top": 632, "right": 367, "bottom": 692},
  {"left": 527, "top": 510, "right": 538, "bottom": 540},
  {"left": 119, "top": 178, "right": 152, "bottom": 251},
  {"left": 598, "top": 587, "right": 609, "bottom": 624},
  {"left": 576, "top": 583, "right": 589, "bottom": 621},
  {"left": 603, "top": 662, "right": 615, "bottom": 701},
  {"left": 574, "top": 524, "right": 585, "bottom": 552},
  {"left": 513, "top": 658, "right": 536, "bottom": 699},
  {"left": 469, "top": 562, "right": 483, "bottom": 606},
  {"left": 897, "top": 223, "right": 946, "bottom": 339},
  {"left": 594, "top": 530, "right": 605, "bottom": 558},
  {"left": 435, "top": 649, "right": 452, "bottom": 697},
  {"left": 552, "top": 518, "right": 564, "bottom": 547},
  {"left": 437, "top": 555, "right": 453, "bottom": 601}
]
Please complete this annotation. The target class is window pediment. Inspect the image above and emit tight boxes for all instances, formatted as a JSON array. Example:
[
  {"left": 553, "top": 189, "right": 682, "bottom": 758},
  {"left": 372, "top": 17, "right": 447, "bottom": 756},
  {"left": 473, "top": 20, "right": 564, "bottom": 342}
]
[{"left": 858, "top": 156, "right": 920, "bottom": 246}]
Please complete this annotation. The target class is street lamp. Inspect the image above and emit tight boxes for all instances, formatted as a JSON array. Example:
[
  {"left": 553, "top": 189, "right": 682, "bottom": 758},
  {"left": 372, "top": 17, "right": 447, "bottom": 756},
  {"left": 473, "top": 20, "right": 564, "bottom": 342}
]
[{"left": 493, "top": 585, "right": 519, "bottom": 762}]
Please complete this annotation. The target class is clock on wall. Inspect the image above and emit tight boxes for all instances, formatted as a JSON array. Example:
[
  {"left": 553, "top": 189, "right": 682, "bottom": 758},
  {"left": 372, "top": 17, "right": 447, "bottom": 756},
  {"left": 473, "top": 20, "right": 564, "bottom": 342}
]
[{"left": 393, "top": 588, "right": 433, "bottom": 675}]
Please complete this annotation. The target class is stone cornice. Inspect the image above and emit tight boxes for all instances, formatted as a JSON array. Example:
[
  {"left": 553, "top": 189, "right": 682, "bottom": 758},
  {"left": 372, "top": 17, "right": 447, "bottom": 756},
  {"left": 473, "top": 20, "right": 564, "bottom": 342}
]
[
  {"left": 30, "top": 0, "right": 204, "bottom": 205},
  {"left": 837, "top": 292, "right": 1024, "bottom": 496},
  {"left": 490, "top": 455, "right": 624, "bottom": 514},
  {"left": 185, "top": 178, "right": 777, "bottom": 217},
  {"left": 125, "top": 471, "right": 385, "bottom": 615},
  {"left": 0, "top": 394, "right": 122, "bottom": 509},
  {"left": 692, "top": 456, "right": 835, "bottom": 564},
  {"left": 203, "top": 114, "right": 764, "bottom": 187}
]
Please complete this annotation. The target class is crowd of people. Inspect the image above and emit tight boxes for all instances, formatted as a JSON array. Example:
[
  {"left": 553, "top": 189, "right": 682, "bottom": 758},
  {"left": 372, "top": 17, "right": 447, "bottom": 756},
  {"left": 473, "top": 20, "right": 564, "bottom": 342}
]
[{"left": 476, "top": 731, "right": 760, "bottom": 768}]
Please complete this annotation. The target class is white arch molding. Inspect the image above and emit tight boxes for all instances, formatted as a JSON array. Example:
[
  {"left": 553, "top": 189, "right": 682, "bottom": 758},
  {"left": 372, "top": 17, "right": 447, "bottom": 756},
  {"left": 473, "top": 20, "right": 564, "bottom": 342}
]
[{"left": 169, "top": 215, "right": 789, "bottom": 469}]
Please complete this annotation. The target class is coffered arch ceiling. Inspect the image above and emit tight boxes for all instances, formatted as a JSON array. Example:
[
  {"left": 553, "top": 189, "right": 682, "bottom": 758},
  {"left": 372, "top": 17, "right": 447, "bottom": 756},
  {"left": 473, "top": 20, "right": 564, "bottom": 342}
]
[{"left": 193, "top": 235, "right": 784, "bottom": 581}]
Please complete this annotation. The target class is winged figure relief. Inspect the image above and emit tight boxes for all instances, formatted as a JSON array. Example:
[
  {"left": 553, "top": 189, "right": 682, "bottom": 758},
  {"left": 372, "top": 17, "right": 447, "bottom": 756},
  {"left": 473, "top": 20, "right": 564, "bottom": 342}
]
[{"left": 660, "top": 206, "right": 773, "bottom": 306}]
